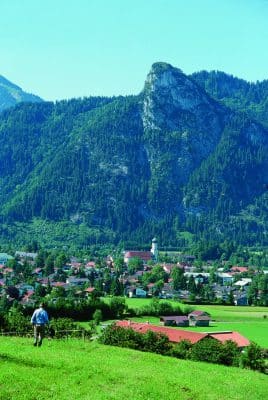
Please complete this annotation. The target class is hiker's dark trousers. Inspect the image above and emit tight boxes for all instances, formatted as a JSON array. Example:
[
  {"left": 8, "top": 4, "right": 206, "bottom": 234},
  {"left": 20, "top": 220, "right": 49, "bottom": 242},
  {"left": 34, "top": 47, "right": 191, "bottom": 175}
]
[{"left": 33, "top": 324, "right": 45, "bottom": 344}]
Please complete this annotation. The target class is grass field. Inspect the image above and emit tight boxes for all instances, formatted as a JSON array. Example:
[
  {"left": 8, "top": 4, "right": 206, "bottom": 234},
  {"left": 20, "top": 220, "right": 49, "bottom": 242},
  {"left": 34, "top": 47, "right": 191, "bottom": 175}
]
[
  {"left": 0, "top": 336, "right": 267, "bottom": 400},
  {"left": 126, "top": 299, "right": 268, "bottom": 348}
]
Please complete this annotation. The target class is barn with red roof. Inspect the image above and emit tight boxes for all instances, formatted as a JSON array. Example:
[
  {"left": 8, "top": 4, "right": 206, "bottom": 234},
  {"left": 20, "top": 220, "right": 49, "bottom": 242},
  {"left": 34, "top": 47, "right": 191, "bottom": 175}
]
[{"left": 115, "top": 321, "right": 250, "bottom": 348}]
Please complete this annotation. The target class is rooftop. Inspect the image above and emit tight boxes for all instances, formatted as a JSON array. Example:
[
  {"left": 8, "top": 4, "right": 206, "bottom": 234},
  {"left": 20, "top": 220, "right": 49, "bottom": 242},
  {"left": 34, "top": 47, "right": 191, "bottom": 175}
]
[
  {"left": 116, "top": 321, "right": 207, "bottom": 344},
  {"left": 209, "top": 331, "right": 250, "bottom": 348},
  {"left": 115, "top": 321, "right": 250, "bottom": 348}
]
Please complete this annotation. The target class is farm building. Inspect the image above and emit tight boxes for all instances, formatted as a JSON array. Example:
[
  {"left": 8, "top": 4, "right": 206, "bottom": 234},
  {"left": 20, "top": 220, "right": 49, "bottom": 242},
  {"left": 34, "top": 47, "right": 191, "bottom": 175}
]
[
  {"left": 160, "top": 316, "right": 189, "bottom": 327},
  {"left": 188, "top": 310, "right": 211, "bottom": 327},
  {"left": 115, "top": 321, "right": 250, "bottom": 348},
  {"left": 116, "top": 320, "right": 207, "bottom": 344},
  {"left": 207, "top": 331, "right": 250, "bottom": 349}
]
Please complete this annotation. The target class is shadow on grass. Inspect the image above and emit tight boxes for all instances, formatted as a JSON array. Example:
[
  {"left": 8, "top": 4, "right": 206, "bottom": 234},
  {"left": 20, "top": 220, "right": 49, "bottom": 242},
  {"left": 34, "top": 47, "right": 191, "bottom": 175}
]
[{"left": 0, "top": 353, "right": 55, "bottom": 369}]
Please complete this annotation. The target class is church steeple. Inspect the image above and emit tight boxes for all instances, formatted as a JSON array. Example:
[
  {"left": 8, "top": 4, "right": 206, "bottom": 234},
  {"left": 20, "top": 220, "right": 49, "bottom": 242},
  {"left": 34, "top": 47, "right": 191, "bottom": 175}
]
[{"left": 151, "top": 237, "right": 158, "bottom": 262}]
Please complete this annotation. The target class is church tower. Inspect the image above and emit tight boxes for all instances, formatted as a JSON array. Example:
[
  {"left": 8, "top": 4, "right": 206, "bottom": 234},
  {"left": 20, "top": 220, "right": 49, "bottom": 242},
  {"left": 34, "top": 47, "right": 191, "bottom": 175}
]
[{"left": 151, "top": 237, "right": 158, "bottom": 262}]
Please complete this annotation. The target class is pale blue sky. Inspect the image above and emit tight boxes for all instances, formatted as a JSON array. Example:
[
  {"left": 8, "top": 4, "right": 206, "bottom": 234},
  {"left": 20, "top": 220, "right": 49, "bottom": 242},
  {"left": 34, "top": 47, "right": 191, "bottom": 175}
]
[{"left": 1, "top": 0, "right": 268, "bottom": 101}]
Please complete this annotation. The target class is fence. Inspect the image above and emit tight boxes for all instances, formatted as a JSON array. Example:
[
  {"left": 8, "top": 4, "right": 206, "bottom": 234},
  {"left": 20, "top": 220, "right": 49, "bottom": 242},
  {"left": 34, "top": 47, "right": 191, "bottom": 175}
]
[{"left": 0, "top": 329, "right": 91, "bottom": 341}]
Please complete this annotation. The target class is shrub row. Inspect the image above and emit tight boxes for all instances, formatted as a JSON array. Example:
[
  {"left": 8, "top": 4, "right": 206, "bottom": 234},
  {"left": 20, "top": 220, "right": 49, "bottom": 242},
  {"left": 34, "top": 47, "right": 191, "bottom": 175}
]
[
  {"left": 99, "top": 324, "right": 267, "bottom": 373},
  {"left": 99, "top": 324, "right": 172, "bottom": 355},
  {"left": 129, "top": 299, "right": 194, "bottom": 317}
]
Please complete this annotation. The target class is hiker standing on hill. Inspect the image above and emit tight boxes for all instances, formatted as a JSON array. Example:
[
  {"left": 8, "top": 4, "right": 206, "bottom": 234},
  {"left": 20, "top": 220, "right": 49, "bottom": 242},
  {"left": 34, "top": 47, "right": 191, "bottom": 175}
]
[{"left": 31, "top": 303, "right": 49, "bottom": 347}]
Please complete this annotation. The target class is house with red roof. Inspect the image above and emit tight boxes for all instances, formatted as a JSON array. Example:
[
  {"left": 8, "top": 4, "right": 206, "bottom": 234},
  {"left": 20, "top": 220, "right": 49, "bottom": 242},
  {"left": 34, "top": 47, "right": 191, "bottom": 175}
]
[
  {"left": 69, "top": 262, "right": 83, "bottom": 273},
  {"left": 2, "top": 267, "right": 14, "bottom": 277},
  {"left": 20, "top": 290, "right": 35, "bottom": 305},
  {"left": 86, "top": 261, "right": 96, "bottom": 268},
  {"left": 52, "top": 281, "right": 67, "bottom": 288},
  {"left": 124, "top": 251, "right": 152, "bottom": 264},
  {"left": 231, "top": 266, "right": 249, "bottom": 274},
  {"left": 84, "top": 287, "right": 96, "bottom": 297},
  {"left": 32, "top": 267, "right": 43, "bottom": 278}
]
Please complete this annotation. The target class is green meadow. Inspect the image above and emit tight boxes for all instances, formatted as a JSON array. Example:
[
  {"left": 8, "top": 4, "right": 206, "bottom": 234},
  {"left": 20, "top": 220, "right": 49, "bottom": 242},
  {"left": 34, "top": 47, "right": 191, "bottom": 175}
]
[
  {"left": 126, "top": 299, "right": 268, "bottom": 348},
  {"left": 0, "top": 337, "right": 267, "bottom": 400}
]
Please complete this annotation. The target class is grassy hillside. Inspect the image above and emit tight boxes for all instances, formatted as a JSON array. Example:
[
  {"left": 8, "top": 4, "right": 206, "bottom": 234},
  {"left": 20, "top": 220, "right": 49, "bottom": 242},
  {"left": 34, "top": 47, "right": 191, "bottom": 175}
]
[{"left": 0, "top": 337, "right": 267, "bottom": 400}]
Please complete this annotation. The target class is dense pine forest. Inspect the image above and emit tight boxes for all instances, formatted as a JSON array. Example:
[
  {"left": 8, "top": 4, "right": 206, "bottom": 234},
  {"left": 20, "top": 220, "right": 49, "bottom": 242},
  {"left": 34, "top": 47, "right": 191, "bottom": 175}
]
[{"left": 1, "top": 62, "right": 268, "bottom": 249}]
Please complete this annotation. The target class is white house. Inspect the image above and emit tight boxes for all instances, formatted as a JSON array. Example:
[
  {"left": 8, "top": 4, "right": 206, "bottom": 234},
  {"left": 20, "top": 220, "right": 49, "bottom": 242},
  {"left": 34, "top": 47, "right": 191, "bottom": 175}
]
[
  {"left": 0, "top": 253, "right": 14, "bottom": 265},
  {"left": 217, "top": 272, "right": 234, "bottom": 285}
]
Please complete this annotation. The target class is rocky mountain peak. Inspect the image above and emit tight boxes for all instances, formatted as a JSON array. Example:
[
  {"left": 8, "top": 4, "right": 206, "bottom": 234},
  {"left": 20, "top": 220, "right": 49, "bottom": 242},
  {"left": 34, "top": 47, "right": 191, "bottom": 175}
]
[
  {"left": 142, "top": 62, "right": 222, "bottom": 132},
  {"left": 141, "top": 62, "right": 226, "bottom": 186},
  {"left": 145, "top": 62, "right": 184, "bottom": 88}
]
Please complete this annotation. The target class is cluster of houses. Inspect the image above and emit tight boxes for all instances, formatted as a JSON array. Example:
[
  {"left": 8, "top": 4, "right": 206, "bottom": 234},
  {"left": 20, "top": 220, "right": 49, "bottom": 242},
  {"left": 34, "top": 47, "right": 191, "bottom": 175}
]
[
  {"left": 0, "top": 240, "right": 267, "bottom": 307},
  {"left": 0, "top": 251, "right": 101, "bottom": 304},
  {"left": 122, "top": 247, "right": 264, "bottom": 305}
]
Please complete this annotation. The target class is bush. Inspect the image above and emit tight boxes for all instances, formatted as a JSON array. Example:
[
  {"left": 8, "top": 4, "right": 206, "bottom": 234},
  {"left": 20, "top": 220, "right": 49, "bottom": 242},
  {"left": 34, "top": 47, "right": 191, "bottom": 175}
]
[
  {"left": 133, "top": 299, "right": 183, "bottom": 317},
  {"left": 170, "top": 340, "right": 192, "bottom": 359},
  {"left": 49, "top": 318, "right": 86, "bottom": 339},
  {"left": 142, "top": 330, "right": 171, "bottom": 355},
  {"left": 109, "top": 297, "right": 127, "bottom": 318},
  {"left": 5, "top": 306, "right": 32, "bottom": 334},
  {"left": 240, "top": 342, "right": 266, "bottom": 373},
  {"left": 99, "top": 324, "right": 143, "bottom": 350},
  {"left": 37, "top": 298, "right": 111, "bottom": 321},
  {"left": 99, "top": 324, "right": 171, "bottom": 355},
  {"left": 219, "top": 340, "right": 240, "bottom": 366},
  {"left": 93, "top": 309, "right": 103, "bottom": 325},
  {"left": 190, "top": 338, "right": 225, "bottom": 364},
  {"left": 190, "top": 338, "right": 241, "bottom": 367}
]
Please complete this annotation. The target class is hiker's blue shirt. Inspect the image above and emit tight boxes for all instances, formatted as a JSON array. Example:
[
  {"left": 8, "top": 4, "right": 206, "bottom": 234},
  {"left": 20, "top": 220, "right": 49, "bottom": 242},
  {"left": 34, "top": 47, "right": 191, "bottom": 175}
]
[{"left": 31, "top": 308, "right": 49, "bottom": 325}]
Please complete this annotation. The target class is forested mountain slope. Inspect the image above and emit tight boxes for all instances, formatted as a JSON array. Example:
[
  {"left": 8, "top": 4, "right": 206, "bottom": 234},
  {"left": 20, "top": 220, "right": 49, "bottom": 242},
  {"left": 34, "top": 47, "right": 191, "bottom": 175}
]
[
  {"left": 1, "top": 63, "right": 268, "bottom": 247},
  {"left": 191, "top": 70, "right": 268, "bottom": 128}
]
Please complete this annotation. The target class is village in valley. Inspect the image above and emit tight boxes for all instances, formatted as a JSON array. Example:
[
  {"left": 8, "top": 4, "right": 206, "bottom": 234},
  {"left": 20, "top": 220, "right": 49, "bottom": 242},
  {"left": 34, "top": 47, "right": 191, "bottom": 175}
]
[
  {"left": 0, "top": 238, "right": 267, "bottom": 308},
  {"left": 0, "top": 237, "right": 267, "bottom": 353}
]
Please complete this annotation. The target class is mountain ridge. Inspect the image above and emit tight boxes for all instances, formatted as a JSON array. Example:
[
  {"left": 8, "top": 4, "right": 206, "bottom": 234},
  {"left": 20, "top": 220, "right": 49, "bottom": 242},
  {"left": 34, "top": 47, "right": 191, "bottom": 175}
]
[
  {"left": 0, "top": 74, "right": 43, "bottom": 112},
  {"left": 1, "top": 63, "right": 268, "bottom": 248}
]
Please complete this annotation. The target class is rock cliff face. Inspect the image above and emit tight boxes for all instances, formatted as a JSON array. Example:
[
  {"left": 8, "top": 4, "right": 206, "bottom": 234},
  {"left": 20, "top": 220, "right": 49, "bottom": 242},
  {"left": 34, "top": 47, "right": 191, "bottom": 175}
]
[
  {"left": 142, "top": 62, "right": 226, "bottom": 186},
  {"left": 0, "top": 75, "right": 42, "bottom": 112},
  {"left": 143, "top": 63, "right": 222, "bottom": 130}
]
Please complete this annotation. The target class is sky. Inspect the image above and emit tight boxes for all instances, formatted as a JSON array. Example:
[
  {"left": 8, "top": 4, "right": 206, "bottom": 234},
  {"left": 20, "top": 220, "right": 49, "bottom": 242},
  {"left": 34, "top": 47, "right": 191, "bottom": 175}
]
[{"left": 1, "top": 0, "right": 268, "bottom": 101}]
